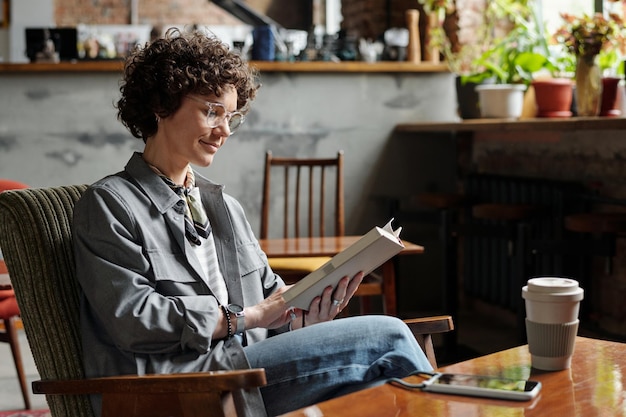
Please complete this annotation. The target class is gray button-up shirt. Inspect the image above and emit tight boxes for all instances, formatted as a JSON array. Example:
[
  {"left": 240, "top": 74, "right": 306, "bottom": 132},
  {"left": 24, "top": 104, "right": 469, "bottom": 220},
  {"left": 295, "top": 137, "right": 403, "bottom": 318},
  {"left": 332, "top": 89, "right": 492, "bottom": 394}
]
[{"left": 73, "top": 152, "right": 283, "bottom": 416}]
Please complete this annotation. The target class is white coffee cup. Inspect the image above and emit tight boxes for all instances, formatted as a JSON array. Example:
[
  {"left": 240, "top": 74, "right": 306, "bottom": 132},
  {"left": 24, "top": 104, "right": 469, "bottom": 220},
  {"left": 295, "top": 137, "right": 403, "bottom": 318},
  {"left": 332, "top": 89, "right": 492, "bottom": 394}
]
[{"left": 522, "top": 277, "right": 584, "bottom": 371}]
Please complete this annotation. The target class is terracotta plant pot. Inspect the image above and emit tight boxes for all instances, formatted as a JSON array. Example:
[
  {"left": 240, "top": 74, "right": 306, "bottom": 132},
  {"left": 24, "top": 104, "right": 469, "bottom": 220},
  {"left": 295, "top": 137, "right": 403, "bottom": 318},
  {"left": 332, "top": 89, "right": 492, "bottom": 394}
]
[
  {"left": 599, "top": 76, "right": 622, "bottom": 117},
  {"left": 532, "top": 78, "right": 573, "bottom": 118}
]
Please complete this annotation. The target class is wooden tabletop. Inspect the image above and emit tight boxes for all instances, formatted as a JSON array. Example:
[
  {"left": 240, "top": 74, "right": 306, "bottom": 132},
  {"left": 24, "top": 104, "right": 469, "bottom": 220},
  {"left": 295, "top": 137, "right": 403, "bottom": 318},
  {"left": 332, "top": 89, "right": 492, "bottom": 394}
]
[
  {"left": 280, "top": 337, "right": 626, "bottom": 417},
  {"left": 258, "top": 236, "right": 424, "bottom": 258}
]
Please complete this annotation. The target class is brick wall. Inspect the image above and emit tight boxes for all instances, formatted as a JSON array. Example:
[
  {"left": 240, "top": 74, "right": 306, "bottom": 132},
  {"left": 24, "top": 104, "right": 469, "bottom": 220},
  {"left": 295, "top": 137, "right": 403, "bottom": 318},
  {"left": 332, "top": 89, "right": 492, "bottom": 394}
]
[
  {"left": 53, "top": 0, "right": 483, "bottom": 49},
  {"left": 339, "top": 0, "right": 389, "bottom": 40},
  {"left": 339, "top": 0, "right": 480, "bottom": 59},
  {"left": 54, "top": 0, "right": 309, "bottom": 29},
  {"left": 55, "top": 0, "right": 239, "bottom": 26}
]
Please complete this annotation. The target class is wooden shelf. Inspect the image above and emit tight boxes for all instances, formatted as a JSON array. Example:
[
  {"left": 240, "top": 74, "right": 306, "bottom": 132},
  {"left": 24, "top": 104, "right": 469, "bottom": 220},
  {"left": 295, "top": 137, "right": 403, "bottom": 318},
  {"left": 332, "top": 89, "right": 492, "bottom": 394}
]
[
  {"left": 395, "top": 117, "right": 626, "bottom": 133},
  {"left": 0, "top": 61, "right": 125, "bottom": 73},
  {"left": 251, "top": 61, "right": 449, "bottom": 73},
  {"left": 0, "top": 60, "right": 449, "bottom": 74}
]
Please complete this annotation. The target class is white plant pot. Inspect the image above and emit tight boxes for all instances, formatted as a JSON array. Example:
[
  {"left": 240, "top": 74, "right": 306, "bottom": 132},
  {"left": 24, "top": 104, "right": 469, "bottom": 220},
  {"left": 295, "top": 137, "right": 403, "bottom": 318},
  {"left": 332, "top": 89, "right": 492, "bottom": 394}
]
[{"left": 475, "top": 84, "right": 527, "bottom": 119}]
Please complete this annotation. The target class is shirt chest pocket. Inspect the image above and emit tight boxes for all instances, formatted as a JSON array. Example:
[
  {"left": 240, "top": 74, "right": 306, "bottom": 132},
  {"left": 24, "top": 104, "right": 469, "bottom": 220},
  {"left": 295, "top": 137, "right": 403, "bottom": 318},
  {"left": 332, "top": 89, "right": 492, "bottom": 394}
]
[
  {"left": 146, "top": 250, "right": 208, "bottom": 295},
  {"left": 237, "top": 241, "right": 266, "bottom": 278}
]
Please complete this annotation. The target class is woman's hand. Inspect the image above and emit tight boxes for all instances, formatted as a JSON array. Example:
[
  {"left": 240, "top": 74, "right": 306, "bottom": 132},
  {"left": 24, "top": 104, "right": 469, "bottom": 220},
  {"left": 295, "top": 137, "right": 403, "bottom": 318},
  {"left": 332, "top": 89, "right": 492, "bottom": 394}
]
[
  {"left": 242, "top": 271, "right": 364, "bottom": 332},
  {"left": 244, "top": 286, "right": 299, "bottom": 330},
  {"left": 301, "top": 271, "right": 364, "bottom": 327}
]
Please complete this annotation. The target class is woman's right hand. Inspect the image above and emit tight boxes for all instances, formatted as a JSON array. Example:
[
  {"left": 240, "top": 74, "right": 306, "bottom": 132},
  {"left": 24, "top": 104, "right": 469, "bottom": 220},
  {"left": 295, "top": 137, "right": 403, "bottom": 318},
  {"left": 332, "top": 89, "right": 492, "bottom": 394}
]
[{"left": 245, "top": 286, "right": 300, "bottom": 330}]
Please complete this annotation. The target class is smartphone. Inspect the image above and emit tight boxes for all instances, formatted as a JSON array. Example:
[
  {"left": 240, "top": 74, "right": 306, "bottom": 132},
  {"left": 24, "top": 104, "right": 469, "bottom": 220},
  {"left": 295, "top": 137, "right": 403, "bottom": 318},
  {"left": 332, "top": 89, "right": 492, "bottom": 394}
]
[{"left": 421, "top": 372, "right": 541, "bottom": 401}]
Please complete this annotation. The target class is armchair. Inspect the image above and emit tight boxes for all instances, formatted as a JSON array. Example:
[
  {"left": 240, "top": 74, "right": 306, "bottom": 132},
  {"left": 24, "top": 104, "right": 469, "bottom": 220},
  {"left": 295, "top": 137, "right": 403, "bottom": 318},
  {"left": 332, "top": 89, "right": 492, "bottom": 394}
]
[
  {"left": 0, "top": 185, "right": 453, "bottom": 416},
  {"left": 0, "top": 185, "right": 265, "bottom": 417},
  {"left": 0, "top": 178, "right": 30, "bottom": 410}
]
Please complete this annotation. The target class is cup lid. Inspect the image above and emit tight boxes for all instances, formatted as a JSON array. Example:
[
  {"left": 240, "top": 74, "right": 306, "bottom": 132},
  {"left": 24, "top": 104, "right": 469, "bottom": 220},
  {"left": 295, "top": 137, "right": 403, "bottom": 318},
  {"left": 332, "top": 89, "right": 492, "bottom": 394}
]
[
  {"left": 527, "top": 277, "right": 579, "bottom": 293},
  {"left": 522, "top": 277, "right": 584, "bottom": 301}
]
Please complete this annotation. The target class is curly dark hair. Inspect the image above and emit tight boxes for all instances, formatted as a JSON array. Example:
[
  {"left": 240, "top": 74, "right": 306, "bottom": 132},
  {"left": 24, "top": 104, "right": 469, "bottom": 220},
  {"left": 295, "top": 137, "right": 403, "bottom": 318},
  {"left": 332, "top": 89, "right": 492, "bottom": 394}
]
[{"left": 116, "top": 27, "right": 259, "bottom": 141}]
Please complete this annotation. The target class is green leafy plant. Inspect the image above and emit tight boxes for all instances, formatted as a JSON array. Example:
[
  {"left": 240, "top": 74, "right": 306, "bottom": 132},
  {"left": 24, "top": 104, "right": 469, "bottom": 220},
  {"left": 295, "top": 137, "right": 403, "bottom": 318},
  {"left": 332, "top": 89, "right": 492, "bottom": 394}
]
[
  {"left": 462, "top": 0, "right": 563, "bottom": 85},
  {"left": 416, "top": 0, "right": 454, "bottom": 14},
  {"left": 598, "top": 49, "right": 625, "bottom": 75},
  {"left": 416, "top": 0, "right": 456, "bottom": 63},
  {"left": 553, "top": 11, "right": 626, "bottom": 75},
  {"left": 426, "top": 0, "right": 568, "bottom": 86},
  {"left": 553, "top": 12, "right": 625, "bottom": 58}
]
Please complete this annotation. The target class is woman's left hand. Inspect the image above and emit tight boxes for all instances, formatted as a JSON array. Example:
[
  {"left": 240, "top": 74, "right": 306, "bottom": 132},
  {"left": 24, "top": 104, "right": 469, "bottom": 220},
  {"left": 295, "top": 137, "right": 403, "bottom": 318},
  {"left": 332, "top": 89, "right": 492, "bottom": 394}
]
[{"left": 301, "top": 271, "right": 364, "bottom": 327}]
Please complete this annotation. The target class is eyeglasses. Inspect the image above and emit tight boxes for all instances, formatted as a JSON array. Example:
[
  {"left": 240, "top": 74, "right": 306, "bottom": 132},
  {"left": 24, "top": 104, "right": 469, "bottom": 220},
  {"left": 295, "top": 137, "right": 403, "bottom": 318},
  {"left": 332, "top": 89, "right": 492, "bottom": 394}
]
[{"left": 187, "top": 95, "right": 245, "bottom": 135}]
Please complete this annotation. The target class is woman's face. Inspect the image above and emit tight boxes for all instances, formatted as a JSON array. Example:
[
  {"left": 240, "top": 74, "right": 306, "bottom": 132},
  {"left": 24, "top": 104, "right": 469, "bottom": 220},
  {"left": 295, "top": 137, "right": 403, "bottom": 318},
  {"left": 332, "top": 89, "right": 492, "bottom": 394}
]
[{"left": 154, "top": 85, "right": 238, "bottom": 169}]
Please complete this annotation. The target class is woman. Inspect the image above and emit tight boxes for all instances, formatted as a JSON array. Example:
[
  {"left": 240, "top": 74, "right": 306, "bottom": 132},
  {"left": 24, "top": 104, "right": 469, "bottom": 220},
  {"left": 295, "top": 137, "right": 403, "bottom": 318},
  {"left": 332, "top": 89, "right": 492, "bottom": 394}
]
[{"left": 73, "top": 28, "right": 433, "bottom": 417}]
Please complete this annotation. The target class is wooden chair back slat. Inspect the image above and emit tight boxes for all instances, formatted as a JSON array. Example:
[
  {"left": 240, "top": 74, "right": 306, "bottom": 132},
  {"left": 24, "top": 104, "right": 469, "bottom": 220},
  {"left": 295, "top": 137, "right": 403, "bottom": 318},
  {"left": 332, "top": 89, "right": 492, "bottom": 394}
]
[{"left": 260, "top": 151, "right": 345, "bottom": 239}]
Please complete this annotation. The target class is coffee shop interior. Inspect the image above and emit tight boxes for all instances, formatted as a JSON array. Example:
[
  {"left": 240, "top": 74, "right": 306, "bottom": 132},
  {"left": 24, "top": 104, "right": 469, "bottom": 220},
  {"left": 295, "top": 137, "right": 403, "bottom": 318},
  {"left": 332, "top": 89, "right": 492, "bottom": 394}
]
[{"left": 1, "top": 0, "right": 626, "bottom": 413}]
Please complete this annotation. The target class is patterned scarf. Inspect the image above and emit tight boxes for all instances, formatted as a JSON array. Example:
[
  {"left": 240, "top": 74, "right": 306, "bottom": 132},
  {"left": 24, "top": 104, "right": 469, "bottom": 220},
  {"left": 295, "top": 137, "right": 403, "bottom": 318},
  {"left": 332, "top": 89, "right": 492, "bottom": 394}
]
[{"left": 150, "top": 164, "right": 211, "bottom": 245}]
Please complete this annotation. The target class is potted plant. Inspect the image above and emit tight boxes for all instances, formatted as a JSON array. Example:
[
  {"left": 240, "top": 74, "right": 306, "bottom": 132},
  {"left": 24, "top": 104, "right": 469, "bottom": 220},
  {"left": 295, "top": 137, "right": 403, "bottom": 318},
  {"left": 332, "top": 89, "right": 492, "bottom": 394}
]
[
  {"left": 431, "top": 0, "right": 557, "bottom": 119},
  {"left": 553, "top": 11, "right": 626, "bottom": 116},
  {"left": 596, "top": 16, "right": 626, "bottom": 117},
  {"left": 416, "top": 0, "right": 492, "bottom": 118},
  {"left": 470, "top": 0, "right": 557, "bottom": 118},
  {"left": 598, "top": 49, "right": 625, "bottom": 116}
]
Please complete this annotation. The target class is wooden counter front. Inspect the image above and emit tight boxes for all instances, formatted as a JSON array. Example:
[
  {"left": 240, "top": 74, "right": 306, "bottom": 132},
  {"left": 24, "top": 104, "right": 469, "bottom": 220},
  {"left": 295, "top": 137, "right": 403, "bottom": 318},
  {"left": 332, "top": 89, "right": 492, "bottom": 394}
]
[{"left": 0, "top": 60, "right": 449, "bottom": 74}]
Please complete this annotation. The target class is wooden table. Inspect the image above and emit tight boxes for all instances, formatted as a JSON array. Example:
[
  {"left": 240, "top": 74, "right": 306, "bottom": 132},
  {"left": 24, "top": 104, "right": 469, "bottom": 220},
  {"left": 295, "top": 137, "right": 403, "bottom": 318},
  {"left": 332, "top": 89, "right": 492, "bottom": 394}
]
[
  {"left": 280, "top": 337, "right": 626, "bottom": 416},
  {"left": 258, "top": 236, "right": 424, "bottom": 316}
]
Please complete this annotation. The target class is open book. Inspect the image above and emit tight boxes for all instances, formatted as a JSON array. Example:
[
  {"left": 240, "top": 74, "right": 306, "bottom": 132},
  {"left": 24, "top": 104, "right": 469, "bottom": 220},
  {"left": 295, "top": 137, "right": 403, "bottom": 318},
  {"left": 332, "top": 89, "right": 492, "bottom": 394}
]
[{"left": 282, "top": 219, "right": 404, "bottom": 310}]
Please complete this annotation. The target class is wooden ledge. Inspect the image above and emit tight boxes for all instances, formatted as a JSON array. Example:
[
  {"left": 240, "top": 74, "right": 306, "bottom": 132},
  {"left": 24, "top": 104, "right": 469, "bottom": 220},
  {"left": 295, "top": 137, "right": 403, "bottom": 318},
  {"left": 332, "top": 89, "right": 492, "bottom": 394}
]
[
  {"left": 396, "top": 117, "right": 626, "bottom": 133},
  {"left": 472, "top": 203, "right": 541, "bottom": 221},
  {"left": 565, "top": 212, "right": 626, "bottom": 234},
  {"left": 0, "top": 60, "right": 449, "bottom": 74}
]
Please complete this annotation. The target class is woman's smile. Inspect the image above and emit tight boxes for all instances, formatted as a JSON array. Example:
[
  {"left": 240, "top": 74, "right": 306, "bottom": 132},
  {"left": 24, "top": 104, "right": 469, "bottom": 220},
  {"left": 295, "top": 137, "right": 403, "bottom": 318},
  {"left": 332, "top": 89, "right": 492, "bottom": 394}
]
[{"left": 199, "top": 137, "right": 219, "bottom": 152}]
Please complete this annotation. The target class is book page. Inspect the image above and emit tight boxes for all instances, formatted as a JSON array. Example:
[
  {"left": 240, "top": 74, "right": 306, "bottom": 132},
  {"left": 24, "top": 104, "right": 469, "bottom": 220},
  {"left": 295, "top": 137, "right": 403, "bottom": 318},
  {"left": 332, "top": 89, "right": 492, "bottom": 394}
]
[{"left": 382, "top": 217, "right": 402, "bottom": 239}]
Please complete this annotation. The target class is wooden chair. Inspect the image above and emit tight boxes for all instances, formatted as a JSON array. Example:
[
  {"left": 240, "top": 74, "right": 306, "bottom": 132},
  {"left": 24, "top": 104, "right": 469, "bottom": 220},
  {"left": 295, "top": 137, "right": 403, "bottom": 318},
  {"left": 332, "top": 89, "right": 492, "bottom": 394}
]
[
  {"left": 260, "top": 150, "right": 396, "bottom": 315},
  {"left": 260, "top": 151, "right": 344, "bottom": 281},
  {"left": 0, "top": 179, "right": 31, "bottom": 410},
  {"left": 404, "top": 315, "right": 454, "bottom": 369},
  {"left": 0, "top": 185, "right": 266, "bottom": 417}
]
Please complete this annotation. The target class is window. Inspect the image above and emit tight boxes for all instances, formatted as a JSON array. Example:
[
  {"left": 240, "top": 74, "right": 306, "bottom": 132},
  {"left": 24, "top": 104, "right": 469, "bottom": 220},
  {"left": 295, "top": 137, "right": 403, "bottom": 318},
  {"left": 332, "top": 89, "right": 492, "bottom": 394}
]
[
  {"left": 541, "top": 0, "right": 624, "bottom": 34},
  {"left": 541, "top": 0, "right": 595, "bottom": 34}
]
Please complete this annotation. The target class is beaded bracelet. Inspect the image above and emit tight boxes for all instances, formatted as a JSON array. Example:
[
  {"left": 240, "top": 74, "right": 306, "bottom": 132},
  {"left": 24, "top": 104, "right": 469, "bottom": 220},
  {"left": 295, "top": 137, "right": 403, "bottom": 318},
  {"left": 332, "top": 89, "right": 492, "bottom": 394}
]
[{"left": 221, "top": 305, "right": 233, "bottom": 339}]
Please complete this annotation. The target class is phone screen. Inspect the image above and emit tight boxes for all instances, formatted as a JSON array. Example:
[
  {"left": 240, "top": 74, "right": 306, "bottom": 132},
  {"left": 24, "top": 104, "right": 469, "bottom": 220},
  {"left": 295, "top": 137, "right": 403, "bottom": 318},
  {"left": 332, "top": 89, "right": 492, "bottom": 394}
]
[
  {"left": 434, "top": 373, "right": 539, "bottom": 392},
  {"left": 422, "top": 373, "right": 542, "bottom": 401}
]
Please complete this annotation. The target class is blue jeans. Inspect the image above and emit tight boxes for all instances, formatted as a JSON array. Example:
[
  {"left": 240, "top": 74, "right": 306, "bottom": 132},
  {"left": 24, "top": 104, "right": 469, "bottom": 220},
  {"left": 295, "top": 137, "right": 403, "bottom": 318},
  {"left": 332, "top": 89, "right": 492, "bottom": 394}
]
[{"left": 243, "top": 315, "right": 433, "bottom": 416}]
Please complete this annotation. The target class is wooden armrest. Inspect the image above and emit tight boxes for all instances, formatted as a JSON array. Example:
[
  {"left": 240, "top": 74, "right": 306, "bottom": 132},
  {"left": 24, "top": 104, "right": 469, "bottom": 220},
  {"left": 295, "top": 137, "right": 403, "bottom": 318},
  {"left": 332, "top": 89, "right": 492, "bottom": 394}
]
[
  {"left": 403, "top": 316, "right": 454, "bottom": 369},
  {"left": 403, "top": 315, "right": 454, "bottom": 335},
  {"left": 34, "top": 369, "right": 266, "bottom": 417},
  {"left": 32, "top": 368, "right": 267, "bottom": 395}
]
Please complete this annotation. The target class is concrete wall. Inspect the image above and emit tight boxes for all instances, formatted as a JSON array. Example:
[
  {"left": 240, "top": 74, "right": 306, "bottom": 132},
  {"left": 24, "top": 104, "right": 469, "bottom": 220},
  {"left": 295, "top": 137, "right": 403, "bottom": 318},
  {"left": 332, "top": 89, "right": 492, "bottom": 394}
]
[
  {"left": 0, "top": 69, "right": 458, "bottom": 314},
  {"left": 0, "top": 69, "right": 457, "bottom": 228}
]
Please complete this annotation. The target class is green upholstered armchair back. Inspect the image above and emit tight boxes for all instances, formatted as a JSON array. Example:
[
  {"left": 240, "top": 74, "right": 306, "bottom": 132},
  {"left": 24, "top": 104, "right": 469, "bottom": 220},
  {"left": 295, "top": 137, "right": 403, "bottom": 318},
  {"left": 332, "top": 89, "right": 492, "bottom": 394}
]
[{"left": 0, "top": 185, "right": 92, "bottom": 417}]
